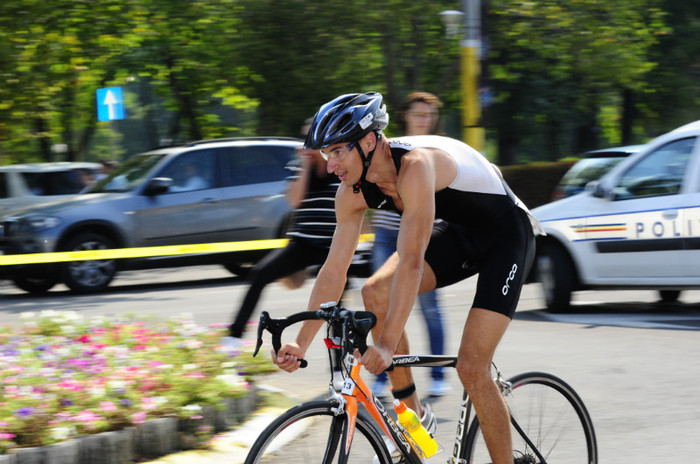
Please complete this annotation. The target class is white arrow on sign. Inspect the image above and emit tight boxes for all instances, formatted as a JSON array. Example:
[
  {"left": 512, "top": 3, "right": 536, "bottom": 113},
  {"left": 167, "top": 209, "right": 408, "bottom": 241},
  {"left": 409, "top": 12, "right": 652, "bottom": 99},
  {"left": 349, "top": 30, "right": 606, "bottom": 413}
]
[{"left": 103, "top": 89, "right": 119, "bottom": 120}]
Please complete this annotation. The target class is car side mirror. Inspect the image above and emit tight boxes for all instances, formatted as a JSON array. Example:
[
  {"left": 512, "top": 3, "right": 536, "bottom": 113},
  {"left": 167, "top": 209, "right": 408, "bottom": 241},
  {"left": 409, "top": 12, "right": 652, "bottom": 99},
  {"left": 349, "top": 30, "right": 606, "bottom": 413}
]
[
  {"left": 588, "top": 180, "right": 611, "bottom": 199},
  {"left": 143, "top": 177, "right": 172, "bottom": 196}
]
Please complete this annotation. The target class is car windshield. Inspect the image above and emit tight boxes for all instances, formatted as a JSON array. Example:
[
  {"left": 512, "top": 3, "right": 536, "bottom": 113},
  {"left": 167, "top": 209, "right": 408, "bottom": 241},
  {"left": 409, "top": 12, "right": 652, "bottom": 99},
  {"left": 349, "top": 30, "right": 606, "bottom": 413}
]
[
  {"left": 89, "top": 154, "right": 165, "bottom": 193},
  {"left": 559, "top": 157, "right": 626, "bottom": 188}
]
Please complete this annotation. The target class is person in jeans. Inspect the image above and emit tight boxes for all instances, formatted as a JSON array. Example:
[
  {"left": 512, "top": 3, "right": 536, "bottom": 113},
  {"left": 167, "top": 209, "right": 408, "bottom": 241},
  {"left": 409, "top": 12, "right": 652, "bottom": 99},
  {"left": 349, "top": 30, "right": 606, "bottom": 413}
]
[{"left": 371, "top": 92, "right": 449, "bottom": 398}]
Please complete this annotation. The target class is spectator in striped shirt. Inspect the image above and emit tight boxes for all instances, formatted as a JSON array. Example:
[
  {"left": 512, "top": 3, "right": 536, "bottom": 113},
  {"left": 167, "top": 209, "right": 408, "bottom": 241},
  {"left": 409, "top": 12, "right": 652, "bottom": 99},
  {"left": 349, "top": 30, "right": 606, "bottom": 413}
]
[{"left": 227, "top": 120, "right": 340, "bottom": 344}]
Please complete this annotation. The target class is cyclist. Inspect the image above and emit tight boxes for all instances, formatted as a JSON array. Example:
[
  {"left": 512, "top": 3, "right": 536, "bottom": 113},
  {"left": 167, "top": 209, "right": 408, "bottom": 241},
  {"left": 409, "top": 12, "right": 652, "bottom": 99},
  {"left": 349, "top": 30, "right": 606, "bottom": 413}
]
[{"left": 272, "top": 92, "right": 543, "bottom": 464}]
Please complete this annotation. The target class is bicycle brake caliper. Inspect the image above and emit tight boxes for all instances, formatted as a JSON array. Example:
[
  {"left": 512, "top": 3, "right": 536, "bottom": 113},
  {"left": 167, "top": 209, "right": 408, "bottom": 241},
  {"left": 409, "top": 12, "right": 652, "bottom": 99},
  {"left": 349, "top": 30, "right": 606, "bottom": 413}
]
[
  {"left": 493, "top": 364, "right": 513, "bottom": 396},
  {"left": 330, "top": 395, "right": 346, "bottom": 416}
]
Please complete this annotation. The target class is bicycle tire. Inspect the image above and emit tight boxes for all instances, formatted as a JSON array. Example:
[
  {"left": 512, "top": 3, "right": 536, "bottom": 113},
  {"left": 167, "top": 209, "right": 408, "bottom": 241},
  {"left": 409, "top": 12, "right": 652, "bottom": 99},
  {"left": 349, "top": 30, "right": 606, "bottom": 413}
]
[
  {"left": 244, "top": 399, "right": 393, "bottom": 464},
  {"left": 463, "top": 371, "right": 597, "bottom": 464}
]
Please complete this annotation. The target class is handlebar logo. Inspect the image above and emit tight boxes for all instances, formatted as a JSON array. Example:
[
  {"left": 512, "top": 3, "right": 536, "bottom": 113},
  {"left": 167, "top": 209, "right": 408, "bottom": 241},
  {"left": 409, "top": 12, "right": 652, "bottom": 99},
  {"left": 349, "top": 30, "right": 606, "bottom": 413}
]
[{"left": 501, "top": 263, "right": 518, "bottom": 296}]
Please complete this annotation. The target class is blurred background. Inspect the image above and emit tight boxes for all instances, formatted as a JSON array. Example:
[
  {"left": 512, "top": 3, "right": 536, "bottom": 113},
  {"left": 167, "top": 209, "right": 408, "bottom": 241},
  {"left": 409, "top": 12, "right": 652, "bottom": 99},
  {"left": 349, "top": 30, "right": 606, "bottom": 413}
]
[{"left": 1, "top": 0, "right": 698, "bottom": 167}]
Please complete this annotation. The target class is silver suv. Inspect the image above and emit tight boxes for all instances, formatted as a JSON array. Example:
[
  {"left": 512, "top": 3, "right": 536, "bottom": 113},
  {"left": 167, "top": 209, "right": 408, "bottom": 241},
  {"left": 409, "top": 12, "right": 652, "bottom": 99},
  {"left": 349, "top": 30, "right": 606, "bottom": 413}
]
[
  {"left": 0, "top": 137, "right": 301, "bottom": 294},
  {"left": 0, "top": 162, "right": 101, "bottom": 217}
]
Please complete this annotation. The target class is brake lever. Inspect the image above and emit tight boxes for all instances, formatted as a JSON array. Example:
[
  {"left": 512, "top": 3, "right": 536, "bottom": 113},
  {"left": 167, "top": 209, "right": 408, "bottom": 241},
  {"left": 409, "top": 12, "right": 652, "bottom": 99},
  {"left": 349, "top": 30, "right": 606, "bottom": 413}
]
[
  {"left": 253, "top": 311, "right": 270, "bottom": 358},
  {"left": 254, "top": 310, "right": 309, "bottom": 368}
]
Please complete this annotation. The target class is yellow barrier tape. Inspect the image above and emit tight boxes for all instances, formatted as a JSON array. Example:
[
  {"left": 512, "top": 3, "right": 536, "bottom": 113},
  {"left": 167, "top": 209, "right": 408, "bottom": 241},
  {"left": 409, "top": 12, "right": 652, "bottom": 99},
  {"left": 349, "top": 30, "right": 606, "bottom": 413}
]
[{"left": 0, "top": 234, "right": 375, "bottom": 266}]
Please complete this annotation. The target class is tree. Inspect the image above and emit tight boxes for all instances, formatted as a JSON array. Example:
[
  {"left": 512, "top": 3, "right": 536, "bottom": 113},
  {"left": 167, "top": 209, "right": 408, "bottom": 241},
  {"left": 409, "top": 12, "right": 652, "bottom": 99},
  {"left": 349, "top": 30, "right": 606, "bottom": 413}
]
[{"left": 485, "top": 0, "right": 668, "bottom": 163}]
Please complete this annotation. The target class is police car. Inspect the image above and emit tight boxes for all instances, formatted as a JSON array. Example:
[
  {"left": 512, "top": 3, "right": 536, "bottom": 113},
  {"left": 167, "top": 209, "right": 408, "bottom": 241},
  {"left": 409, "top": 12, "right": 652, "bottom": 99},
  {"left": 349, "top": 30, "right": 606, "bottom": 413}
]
[{"left": 532, "top": 120, "right": 700, "bottom": 312}]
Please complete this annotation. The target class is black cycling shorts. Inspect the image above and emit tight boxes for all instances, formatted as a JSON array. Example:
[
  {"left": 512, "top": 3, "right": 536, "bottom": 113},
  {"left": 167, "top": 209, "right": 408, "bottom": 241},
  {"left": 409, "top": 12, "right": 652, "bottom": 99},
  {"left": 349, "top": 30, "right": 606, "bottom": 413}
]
[{"left": 423, "top": 207, "right": 535, "bottom": 319}]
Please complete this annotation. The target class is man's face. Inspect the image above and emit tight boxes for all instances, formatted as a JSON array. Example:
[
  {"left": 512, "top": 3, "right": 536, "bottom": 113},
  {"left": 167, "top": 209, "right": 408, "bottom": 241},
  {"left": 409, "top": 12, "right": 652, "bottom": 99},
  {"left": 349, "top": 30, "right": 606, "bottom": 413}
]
[{"left": 323, "top": 140, "right": 360, "bottom": 184}]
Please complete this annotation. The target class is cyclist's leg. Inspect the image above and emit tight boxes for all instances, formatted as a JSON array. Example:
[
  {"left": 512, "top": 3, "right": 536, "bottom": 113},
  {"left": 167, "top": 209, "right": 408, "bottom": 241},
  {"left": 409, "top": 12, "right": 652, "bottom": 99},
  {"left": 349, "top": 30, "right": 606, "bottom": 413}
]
[
  {"left": 457, "top": 308, "right": 512, "bottom": 464},
  {"left": 361, "top": 251, "right": 439, "bottom": 416},
  {"left": 455, "top": 209, "right": 536, "bottom": 464}
]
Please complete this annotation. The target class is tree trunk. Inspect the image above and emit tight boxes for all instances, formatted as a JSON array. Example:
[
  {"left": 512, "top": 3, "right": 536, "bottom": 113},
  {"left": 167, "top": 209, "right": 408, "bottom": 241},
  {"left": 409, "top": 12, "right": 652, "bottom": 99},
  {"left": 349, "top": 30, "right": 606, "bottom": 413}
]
[
  {"left": 621, "top": 88, "right": 635, "bottom": 145},
  {"left": 34, "top": 117, "right": 53, "bottom": 162}
]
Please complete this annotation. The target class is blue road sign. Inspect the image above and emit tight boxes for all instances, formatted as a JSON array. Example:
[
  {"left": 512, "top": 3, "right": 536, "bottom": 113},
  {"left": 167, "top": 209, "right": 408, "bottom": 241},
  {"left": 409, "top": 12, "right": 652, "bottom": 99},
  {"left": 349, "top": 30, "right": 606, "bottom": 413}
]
[{"left": 96, "top": 87, "right": 125, "bottom": 121}]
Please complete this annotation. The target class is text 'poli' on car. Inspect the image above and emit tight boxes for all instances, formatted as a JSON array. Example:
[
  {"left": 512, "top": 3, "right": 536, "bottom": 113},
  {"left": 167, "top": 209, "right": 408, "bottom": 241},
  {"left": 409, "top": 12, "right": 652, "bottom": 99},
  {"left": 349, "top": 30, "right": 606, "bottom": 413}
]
[
  {"left": 0, "top": 137, "right": 301, "bottom": 294},
  {"left": 532, "top": 121, "right": 700, "bottom": 312}
]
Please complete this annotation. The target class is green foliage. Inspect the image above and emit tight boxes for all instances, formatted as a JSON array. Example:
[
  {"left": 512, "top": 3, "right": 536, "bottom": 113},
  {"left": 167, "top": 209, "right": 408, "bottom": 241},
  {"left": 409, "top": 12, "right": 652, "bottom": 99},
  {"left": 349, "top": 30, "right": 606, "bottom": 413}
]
[
  {"left": 0, "top": 0, "right": 697, "bottom": 166},
  {"left": 486, "top": 0, "right": 669, "bottom": 162}
]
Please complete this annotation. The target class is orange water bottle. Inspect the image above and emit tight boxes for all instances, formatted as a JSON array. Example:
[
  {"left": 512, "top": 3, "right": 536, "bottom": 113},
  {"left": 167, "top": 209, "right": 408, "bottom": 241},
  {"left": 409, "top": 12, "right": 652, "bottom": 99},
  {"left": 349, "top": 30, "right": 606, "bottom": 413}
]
[{"left": 393, "top": 399, "right": 438, "bottom": 458}]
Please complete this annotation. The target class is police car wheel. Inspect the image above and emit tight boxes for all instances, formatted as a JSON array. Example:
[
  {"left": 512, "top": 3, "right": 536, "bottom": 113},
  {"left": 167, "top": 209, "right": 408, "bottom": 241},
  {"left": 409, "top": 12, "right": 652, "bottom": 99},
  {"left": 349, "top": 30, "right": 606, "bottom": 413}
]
[{"left": 538, "top": 243, "right": 576, "bottom": 313}]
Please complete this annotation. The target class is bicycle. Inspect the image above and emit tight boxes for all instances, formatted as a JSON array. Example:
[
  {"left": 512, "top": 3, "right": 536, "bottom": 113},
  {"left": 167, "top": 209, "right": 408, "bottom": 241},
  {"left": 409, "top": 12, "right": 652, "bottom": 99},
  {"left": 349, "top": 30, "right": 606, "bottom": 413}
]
[{"left": 245, "top": 302, "right": 597, "bottom": 464}]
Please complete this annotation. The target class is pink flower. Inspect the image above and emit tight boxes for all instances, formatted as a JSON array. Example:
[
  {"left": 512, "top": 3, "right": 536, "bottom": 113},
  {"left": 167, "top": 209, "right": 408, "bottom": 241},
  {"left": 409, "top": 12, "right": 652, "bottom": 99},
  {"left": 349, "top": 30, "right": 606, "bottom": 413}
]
[
  {"left": 132, "top": 412, "right": 147, "bottom": 424},
  {"left": 0, "top": 432, "right": 16, "bottom": 440},
  {"left": 100, "top": 401, "right": 117, "bottom": 412},
  {"left": 58, "top": 379, "right": 83, "bottom": 391},
  {"left": 185, "top": 372, "right": 206, "bottom": 379},
  {"left": 73, "top": 410, "right": 101, "bottom": 423}
]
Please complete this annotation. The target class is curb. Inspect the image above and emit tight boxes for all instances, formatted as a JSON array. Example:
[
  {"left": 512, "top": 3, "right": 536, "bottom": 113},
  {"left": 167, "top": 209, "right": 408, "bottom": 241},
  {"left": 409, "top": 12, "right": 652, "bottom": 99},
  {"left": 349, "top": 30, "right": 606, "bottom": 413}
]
[{"left": 143, "top": 385, "right": 300, "bottom": 464}]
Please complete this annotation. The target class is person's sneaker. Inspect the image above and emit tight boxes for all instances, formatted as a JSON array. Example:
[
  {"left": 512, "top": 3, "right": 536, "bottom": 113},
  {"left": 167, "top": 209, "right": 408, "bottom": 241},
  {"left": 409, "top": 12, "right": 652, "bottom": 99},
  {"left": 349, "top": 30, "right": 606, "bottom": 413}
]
[
  {"left": 419, "top": 401, "right": 437, "bottom": 435},
  {"left": 219, "top": 336, "right": 243, "bottom": 350},
  {"left": 428, "top": 379, "right": 451, "bottom": 397}
]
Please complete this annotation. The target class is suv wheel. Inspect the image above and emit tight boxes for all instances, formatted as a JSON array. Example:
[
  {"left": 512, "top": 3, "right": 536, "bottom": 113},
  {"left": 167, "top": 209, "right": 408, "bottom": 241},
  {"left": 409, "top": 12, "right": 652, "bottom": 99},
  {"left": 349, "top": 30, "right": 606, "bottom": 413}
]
[
  {"left": 59, "top": 232, "right": 117, "bottom": 293},
  {"left": 538, "top": 243, "right": 576, "bottom": 312},
  {"left": 13, "top": 276, "right": 57, "bottom": 294}
]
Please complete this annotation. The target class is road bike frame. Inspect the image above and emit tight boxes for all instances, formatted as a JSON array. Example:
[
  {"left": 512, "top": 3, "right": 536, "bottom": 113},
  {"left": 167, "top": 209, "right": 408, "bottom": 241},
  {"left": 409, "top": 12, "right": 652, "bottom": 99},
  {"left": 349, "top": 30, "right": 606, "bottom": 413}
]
[{"left": 251, "top": 305, "right": 597, "bottom": 464}]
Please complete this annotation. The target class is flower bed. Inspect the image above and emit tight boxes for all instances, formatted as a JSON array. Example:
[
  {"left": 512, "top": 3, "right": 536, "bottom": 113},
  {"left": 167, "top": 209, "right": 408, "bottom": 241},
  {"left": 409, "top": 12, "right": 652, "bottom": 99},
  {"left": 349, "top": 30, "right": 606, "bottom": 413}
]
[{"left": 0, "top": 311, "right": 275, "bottom": 456}]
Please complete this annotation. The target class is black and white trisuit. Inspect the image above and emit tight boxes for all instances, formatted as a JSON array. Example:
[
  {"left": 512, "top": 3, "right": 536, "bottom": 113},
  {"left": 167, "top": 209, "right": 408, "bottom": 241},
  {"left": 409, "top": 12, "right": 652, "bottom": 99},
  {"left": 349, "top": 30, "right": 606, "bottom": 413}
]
[{"left": 360, "top": 135, "right": 544, "bottom": 317}]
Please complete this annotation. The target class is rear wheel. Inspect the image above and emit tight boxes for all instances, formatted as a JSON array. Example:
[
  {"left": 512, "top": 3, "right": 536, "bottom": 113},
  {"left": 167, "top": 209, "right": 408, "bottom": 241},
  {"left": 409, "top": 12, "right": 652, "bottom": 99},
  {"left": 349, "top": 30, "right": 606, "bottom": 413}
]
[
  {"left": 465, "top": 372, "right": 597, "bottom": 464},
  {"left": 244, "top": 400, "right": 391, "bottom": 464},
  {"left": 59, "top": 232, "right": 117, "bottom": 293}
]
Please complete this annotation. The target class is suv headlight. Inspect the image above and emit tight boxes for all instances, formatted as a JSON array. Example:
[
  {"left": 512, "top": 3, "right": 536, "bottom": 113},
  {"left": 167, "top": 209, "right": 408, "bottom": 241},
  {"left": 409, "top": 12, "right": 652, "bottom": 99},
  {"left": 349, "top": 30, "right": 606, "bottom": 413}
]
[{"left": 23, "top": 215, "right": 61, "bottom": 232}]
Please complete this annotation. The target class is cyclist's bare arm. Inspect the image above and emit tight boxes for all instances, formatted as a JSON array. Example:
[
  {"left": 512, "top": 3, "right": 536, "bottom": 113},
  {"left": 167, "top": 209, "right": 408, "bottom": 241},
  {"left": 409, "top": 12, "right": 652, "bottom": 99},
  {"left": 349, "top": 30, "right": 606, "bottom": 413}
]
[{"left": 274, "top": 182, "right": 368, "bottom": 372}]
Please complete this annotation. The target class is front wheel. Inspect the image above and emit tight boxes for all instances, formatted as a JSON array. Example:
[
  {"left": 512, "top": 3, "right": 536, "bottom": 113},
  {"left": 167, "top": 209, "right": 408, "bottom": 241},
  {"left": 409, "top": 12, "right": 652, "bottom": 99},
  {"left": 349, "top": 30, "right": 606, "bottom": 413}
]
[
  {"left": 538, "top": 243, "right": 576, "bottom": 313},
  {"left": 244, "top": 400, "right": 391, "bottom": 464},
  {"left": 59, "top": 232, "right": 117, "bottom": 293},
  {"left": 464, "top": 372, "right": 597, "bottom": 464}
]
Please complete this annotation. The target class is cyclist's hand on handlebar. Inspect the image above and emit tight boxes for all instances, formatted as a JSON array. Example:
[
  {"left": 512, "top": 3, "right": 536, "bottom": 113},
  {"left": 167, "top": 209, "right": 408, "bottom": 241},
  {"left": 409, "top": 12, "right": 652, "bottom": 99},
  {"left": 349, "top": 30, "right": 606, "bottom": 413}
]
[
  {"left": 272, "top": 343, "right": 305, "bottom": 373},
  {"left": 360, "top": 343, "right": 393, "bottom": 375}
]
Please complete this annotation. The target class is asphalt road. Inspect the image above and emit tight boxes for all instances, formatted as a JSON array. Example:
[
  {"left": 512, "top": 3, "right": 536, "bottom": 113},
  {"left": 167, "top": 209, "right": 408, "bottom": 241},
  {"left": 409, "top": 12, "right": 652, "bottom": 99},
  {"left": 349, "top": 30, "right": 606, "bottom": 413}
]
[{"left": 2, "top": 266, "right": 700, "bottom": 463}]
